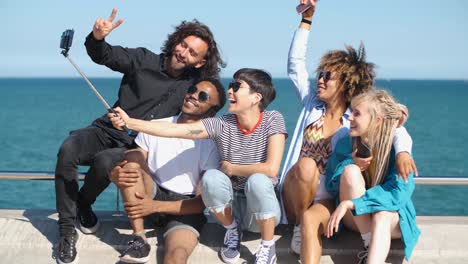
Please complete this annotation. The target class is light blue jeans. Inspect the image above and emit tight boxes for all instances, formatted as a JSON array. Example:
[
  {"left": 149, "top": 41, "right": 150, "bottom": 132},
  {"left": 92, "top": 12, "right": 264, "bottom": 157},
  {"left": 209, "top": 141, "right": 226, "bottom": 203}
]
[{"left": 200, "top": 169, "right": 281, "bottom": 232}]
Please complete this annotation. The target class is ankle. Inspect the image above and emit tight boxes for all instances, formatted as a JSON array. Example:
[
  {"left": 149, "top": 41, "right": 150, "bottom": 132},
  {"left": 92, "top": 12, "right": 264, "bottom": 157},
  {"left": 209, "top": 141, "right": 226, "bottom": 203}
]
[
  {"left": 134, "top": 231, "right": 147, "bottom": 240},
  {"left": 224, "top": 220, "right": 238, "bottom": 230},
  {"left": 361, "top": 232, "right": 371, "bottom": 248},
  {"left": 261, "top": 239, "right": 275, "bottom": 246}
]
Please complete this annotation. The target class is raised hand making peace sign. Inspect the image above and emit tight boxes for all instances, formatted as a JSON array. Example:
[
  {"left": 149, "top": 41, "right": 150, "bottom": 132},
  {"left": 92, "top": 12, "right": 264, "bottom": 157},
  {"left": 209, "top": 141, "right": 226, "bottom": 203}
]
[{"left": 92, "top": 8, "right": 124, "bottom": 40}]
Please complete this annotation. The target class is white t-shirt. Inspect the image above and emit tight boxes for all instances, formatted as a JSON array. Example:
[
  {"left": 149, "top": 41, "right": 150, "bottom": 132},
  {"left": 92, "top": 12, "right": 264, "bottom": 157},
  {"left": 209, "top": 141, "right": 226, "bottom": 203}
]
[{"left": 135, "top": 116, "right": 220, "bottom": 195}]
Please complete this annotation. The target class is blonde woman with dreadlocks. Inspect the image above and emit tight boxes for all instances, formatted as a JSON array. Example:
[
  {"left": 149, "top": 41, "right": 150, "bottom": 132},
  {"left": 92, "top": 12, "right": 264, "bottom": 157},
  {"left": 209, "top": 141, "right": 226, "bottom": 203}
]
[
  {"left": 325, "top": 90, "right": 420, "bottom": 263},
  {"left": 279, "top": 1, "right": 418, "bottom": 263}
]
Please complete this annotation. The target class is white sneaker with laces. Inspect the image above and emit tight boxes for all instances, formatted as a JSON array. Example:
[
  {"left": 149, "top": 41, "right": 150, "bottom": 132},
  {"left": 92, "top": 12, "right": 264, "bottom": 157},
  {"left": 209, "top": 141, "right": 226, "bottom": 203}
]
[
  {"left": 220, "top": 226, "right": 242, "bottom": 263},
  {"left": 254, "top": 243, "right": 277, "bottom": 264},
  {"left": 290, "top": 224, "right": 301, "bottom": 255}
]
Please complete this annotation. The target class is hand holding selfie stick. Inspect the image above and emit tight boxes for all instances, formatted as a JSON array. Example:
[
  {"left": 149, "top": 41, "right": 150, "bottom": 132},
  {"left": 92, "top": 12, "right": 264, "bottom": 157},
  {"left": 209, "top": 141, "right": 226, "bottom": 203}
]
[{"left": 60, "top": 29, "right": 129, "bottom": 132}]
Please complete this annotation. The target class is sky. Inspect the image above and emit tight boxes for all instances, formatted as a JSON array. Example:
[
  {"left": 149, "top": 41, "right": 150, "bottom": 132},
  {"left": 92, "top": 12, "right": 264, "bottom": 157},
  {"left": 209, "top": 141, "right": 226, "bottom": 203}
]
[{"left": 1, "top": 0, "right": 467, "bottom": 79}]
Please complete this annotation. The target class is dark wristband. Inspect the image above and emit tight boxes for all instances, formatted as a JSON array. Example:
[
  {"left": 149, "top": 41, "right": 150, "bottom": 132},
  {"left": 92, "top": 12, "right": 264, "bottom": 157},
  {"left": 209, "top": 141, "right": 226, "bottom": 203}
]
[{"left": 301, "top": 18, "right": 312, "bottom": 25}]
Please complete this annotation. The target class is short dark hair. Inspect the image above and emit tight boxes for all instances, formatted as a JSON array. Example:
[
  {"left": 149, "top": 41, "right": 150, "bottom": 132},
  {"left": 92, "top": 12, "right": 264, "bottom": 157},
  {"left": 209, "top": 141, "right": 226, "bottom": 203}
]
[
  {"left": 233, "top": 68, "right": 276, "bottom": 111},
  {"left": 162, "top": 20, "right": 226, "bottom": 78},
  {"left": 195, "top": 77, "right": 226, "bottom": 113}
]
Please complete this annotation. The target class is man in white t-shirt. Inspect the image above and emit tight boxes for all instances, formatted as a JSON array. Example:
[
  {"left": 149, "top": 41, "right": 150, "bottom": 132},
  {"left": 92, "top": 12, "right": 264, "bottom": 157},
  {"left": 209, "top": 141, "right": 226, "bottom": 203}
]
[{"left": 109, "top": 78, "right": 226, "bottom": 264}]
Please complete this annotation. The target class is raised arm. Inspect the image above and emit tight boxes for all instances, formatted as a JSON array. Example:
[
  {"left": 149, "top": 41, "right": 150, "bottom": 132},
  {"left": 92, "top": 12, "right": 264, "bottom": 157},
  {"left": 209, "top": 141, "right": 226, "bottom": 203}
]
[
  {"left": 287, "top": 0, "right": 317, "bottom": 104},
  {"left": 85, "top": 8, "right": 150, "bottom": 74},
  {"left": 220, "top": 133, "right": 286, "bottom": 178},
  {"left": 109, "top": 107, "right": 209, "bottom": 139},
  {"left": 92, "top": 8, "right": 124, "bottom": 41}
]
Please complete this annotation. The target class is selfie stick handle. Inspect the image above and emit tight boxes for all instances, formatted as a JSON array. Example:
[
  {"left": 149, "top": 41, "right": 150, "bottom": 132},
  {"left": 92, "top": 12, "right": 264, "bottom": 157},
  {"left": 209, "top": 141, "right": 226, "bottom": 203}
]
[{"left": 64, "top": 56, "right": 130, "bottom": 132}]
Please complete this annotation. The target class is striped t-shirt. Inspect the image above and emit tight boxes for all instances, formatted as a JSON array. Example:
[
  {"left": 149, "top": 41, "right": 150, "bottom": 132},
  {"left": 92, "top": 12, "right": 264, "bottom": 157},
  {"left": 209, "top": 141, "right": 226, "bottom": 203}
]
[{"left": 201, "top": 110, "right": 288, "bottom": 190}]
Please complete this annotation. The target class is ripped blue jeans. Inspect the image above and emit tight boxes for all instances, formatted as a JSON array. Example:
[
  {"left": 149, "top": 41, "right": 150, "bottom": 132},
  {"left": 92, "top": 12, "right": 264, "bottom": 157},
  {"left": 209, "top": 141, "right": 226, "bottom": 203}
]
[{"left": 200, "top": 169, "right": 281, "bottom": 232}]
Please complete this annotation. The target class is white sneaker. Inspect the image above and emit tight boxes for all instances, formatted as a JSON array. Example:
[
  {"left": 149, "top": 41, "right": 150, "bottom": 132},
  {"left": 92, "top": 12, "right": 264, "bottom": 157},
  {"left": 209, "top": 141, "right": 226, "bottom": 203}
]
[
  {"left": 290, "top": 224, "right": 301, "bottom": 255},
  {"left": 254, "top": 242, "right": 277, "bottom": 264}
]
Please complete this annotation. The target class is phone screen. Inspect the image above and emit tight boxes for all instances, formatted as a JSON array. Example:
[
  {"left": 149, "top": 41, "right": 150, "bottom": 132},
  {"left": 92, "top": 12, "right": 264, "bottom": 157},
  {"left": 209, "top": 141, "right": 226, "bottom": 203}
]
[{"left": 296, "top": 3, "right": 312, "bottom": 14}]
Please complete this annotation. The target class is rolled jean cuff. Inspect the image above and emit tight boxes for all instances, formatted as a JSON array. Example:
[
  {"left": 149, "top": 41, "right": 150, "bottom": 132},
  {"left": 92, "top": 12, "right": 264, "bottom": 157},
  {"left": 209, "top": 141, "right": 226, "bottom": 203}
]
[
  {"left": 253, "top": 212, "right": 276, "bottom": 221},
  {"left": 200, "top": 169, "right": 234, "bottom": 213},
  {"left": 206, "top": 202, "right": 232, "bottom": 214}
]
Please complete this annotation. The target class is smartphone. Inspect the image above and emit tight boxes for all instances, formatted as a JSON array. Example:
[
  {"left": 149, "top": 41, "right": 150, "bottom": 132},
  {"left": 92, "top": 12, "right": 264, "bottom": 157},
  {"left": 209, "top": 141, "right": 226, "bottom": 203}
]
[
  {"left": 354, "top": 137, "right": 372, "bottom": 159},
  {"left": 60, "top": 29, "right": 74, "bottom": 50},
  {"left": 296, "top": 0, "right": 317, "bottom": 14},
  {"left": 296, "top": 3, "right": 312, "bottom": 14}
]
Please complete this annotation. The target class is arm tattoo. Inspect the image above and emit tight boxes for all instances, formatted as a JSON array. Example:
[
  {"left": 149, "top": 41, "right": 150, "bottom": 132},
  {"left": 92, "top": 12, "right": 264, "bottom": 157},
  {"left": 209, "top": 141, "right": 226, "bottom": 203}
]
[{"left": 187, "top": 129, "right": 203, "bottom": 135}]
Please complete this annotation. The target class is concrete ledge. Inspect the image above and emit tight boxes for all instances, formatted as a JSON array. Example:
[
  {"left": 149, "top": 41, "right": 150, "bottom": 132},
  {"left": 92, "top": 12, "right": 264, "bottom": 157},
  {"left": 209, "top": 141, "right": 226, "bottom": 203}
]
[{"left": 1, "top": 209, "right": 468, "bottom": 263}]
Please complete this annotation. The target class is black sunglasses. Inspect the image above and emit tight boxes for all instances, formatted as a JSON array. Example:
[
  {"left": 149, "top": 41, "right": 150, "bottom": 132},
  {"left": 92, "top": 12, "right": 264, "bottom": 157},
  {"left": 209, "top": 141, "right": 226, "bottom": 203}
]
[
  {"left": 317, "top": 71, "right": 333, "bottom": 82},
  {"left": 187, "top": 86, "right": 210, "bottom": 103},
  {"left": 228, "top": 81, "right": 243, "bottom": 93}
]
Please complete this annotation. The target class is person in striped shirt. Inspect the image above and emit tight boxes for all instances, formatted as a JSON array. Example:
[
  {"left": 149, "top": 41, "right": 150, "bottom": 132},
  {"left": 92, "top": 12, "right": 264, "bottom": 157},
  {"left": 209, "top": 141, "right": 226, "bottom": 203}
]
[{"left": 109, "top": 68, "right": 287, "bottom": 264}]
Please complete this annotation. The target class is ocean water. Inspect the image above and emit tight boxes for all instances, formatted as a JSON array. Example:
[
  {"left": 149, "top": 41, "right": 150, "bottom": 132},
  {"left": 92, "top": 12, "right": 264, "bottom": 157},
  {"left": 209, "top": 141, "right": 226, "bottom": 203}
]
[{"left": 0, "top": 78, "right": 467, "bottom": 215}]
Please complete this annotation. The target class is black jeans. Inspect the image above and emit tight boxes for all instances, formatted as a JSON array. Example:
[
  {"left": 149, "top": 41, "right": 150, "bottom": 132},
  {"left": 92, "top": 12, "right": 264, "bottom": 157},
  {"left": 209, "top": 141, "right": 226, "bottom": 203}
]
[{"left": 54, "top": 126, "right": 131, "bottom": 235}]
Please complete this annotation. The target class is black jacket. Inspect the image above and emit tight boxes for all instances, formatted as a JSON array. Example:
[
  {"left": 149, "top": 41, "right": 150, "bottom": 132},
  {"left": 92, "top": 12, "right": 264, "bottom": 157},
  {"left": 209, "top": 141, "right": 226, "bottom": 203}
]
[{"left": 84, "top": 33, "right": 196, "bottom": 144}]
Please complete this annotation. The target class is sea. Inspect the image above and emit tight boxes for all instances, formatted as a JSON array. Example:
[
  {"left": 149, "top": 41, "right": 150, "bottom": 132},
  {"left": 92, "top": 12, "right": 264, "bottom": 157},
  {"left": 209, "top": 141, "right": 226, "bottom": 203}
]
[{"left": 0, "top": 78, "right": 467, "bottom": 215}]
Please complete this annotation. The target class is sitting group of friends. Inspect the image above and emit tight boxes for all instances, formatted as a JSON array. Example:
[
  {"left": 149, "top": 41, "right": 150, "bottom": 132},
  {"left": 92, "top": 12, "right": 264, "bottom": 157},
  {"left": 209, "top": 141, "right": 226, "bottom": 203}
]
[{"left": 54, "top": 2, "right": 420, "bottom": 264}]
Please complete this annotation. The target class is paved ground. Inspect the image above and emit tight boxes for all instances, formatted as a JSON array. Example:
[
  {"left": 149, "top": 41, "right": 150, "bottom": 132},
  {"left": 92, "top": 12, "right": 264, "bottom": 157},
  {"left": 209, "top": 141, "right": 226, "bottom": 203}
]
[{"left": 0, "top": 209, "right": 467, "bottom": 263}]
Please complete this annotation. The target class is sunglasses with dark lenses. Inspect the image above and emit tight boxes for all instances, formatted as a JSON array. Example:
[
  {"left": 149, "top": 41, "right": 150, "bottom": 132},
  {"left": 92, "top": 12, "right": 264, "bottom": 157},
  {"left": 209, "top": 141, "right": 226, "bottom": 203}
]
[
  {"left": 228, "top": 81, "right": 243, "bottom": 93},
  {"left": 187, "top": 86, "right": 210, "bottom": 103},
  {"left": 317, "top": 71, "right": 333, "bottom": 82}
]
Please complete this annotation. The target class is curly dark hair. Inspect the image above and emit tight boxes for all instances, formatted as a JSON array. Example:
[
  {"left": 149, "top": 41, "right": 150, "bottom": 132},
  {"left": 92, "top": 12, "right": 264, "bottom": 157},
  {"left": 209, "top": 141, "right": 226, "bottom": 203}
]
[
  {"left": 317, "top": 43, "right": 376, "bottom": 105},
  {"left": 162, "top": 20, "right": 226, "bottom": 78}
]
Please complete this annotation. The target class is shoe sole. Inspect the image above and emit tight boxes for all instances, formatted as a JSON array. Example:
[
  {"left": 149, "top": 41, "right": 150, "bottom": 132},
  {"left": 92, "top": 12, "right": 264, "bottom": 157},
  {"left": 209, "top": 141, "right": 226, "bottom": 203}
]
[
  {"left": 220, "top": 250, "right": 240, "bottom": 264},
  {"left": 290, "top": 244, "right": 300, "bottom": 255},
  {"left": 56, "top": 232, "right": 79, "bottom": 264},
  {"left": 119, "top": 254, "right": 150, "bottom": 263},
  {"left": 57, "top": 255, "right": 79, "bottom": 264},
  {"left": 77, "top": 219, "right": 100, "bottom": 234}
]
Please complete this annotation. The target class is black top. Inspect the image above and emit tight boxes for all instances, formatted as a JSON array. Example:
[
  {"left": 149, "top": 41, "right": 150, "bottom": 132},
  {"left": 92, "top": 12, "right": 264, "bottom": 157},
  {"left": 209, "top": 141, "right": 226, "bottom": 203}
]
[{"left": 84, "top": 33, "right": 196, "bottom": 144}]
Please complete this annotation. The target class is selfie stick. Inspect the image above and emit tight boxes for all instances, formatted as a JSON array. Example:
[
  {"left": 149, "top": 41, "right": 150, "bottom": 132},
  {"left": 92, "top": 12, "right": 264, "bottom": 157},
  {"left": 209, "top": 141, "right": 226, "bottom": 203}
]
[
  {"left": 60, "top": 29, "right": 113, "bottom": 111},
  {"left": 60, "top": 29, "right": 129, "bottom": 132}
]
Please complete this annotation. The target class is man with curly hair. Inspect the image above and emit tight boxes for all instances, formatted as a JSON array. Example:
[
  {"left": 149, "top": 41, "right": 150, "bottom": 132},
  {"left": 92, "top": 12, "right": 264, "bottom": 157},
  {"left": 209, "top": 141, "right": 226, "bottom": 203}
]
[{"left": 54, "top": 8, "right": 225, "bottom": 264}]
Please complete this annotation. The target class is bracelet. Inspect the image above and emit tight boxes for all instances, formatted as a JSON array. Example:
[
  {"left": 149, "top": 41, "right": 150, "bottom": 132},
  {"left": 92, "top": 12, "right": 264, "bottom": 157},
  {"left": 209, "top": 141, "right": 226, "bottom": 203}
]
[{"left": 301, "top": 18, "right": 312, "bottom": 25}]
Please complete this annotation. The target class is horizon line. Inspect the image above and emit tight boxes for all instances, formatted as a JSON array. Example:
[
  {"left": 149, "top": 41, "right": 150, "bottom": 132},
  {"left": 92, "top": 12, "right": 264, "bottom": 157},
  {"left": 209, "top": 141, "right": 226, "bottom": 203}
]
[{"left": 0, "top": 76, "right": 467, "bottom": 82}]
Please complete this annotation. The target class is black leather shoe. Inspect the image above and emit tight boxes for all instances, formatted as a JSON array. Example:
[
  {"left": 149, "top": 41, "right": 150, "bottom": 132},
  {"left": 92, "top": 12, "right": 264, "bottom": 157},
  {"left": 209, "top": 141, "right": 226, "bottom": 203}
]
[{"left": 57, "top": 230, "right": 78, "bottom": 264}]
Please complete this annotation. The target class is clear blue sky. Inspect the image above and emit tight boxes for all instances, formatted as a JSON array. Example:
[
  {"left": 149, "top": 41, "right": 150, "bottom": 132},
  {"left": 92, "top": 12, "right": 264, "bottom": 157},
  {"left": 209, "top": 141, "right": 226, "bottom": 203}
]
[{"left": 1, "top": 0, "right": 467, "bottom": 79}]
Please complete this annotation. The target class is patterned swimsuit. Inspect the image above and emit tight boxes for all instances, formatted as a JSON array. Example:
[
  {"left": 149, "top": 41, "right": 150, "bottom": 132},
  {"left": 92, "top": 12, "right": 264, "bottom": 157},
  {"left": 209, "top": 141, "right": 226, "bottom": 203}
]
[{"left": 299, "top": 117, "right": 332, "bottom": 174}]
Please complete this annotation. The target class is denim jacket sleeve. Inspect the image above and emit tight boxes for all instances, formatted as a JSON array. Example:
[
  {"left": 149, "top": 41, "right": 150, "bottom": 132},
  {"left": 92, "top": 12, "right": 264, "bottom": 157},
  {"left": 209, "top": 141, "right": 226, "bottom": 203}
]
[
  {"left": 287, "top": 28, "right": 314, "bottom": 106},
  {"left": 352, "top": 153, "right": 416, "bottom": 216}
]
